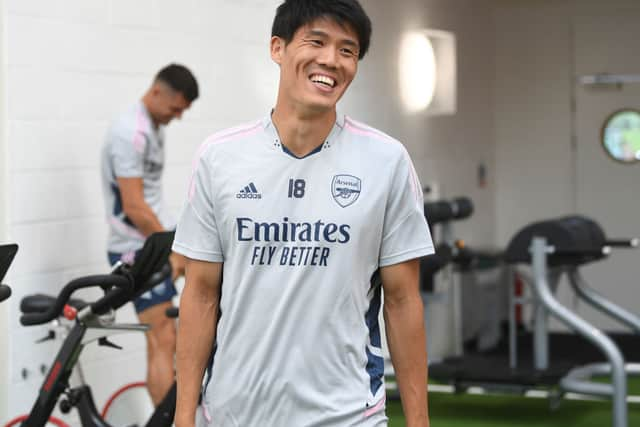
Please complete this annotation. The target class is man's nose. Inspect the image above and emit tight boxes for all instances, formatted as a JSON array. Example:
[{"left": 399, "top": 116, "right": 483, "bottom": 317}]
[{"left": 317, "top": 46, "right": 338, "bottom": 68}]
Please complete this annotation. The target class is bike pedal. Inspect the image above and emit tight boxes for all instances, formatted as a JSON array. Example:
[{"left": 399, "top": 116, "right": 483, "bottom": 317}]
[
  {"left": 59, "top": 398, "right": 72, "bottom": 414},
  {"left": 98, "top": 337, "right": 123, "bottom": 350},
  {"left": 35, "top": 330, "right": 56, "bottom": 343}
]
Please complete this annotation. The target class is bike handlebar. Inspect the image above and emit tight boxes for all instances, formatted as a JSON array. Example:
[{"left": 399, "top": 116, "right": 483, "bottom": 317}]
[
  {"left": 20, "top": 274, "right": 132, "bottom": 326},
  {"left": 0, "top": 285, "right": 11, "bottom": 303}
]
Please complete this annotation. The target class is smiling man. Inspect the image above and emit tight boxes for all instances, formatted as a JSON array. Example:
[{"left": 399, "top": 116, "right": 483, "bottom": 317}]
[{"left": 173, "top": 1, "right": 433, "bottom": 426}]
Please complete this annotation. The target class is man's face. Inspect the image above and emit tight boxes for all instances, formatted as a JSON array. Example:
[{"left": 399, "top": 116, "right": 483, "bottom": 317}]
[
  {"left": 150, "top": 85, "right": 191, "bottom": 125},
  {"left": 271, "top": 18, "right": 360, "bottom": 114}
]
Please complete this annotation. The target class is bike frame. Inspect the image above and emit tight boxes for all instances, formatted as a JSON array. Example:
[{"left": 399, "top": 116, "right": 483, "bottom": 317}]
[
  {"left": 18, "top": 319, "right": 175, "bottom": 427},
  {"left": 22, "top": 322, "right": 87, "bottom": 426}
]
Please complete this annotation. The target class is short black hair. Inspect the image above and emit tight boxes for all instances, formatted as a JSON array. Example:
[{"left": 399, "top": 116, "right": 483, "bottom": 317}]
[
  {"left": 155, "top": 63, "right": 199, "bottom": 102},
  {"left": 272, "top": 0, "right": 372, "bottom": 60}
]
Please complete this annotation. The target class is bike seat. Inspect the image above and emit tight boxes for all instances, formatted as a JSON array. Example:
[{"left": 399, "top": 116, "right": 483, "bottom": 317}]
[{"left": 20, "top": 293, "right": 87, "bottom": 314}]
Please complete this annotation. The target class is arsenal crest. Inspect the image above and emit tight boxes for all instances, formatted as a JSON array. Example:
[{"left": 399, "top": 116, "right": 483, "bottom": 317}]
[{"left": 332, "top": 175, "right": 361, "bottom": 208}]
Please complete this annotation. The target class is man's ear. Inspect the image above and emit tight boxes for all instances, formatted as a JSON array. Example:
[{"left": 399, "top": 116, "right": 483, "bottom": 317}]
[
  {"left": 270, "top": 36, "right": 285, "bottom": 65},
  {"left": 150, "top": 82, "right": 163, "bottom": 97}
]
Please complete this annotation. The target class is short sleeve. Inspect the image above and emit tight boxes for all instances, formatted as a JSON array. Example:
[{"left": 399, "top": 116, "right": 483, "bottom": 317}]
[
  {"left": 172, "top": 149, "right": 224, "bottom": 262},
  {"left": 379, "top": 149, "right": 434, "bottom": 267},
  {"left": 110, "top": 129, "right": 146, "bottom": 178}
]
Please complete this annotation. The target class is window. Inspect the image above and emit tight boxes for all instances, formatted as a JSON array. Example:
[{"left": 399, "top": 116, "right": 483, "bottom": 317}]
[{"left": 601, "top": 109, "right": 640, "bottom": 163}]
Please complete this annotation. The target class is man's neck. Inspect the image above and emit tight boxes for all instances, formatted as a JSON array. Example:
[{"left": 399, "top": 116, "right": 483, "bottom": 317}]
[{"left": 271, "top": 103, "right": 336, "bottom": 158}]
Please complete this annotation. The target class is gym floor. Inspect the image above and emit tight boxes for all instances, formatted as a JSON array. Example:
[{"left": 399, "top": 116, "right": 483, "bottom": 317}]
[{"left": 387, "top": 378, "right": 640, "bottom": 426}]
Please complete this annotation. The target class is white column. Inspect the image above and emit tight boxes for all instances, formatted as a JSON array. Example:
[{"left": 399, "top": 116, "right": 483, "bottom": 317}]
[{"left": 0, "top": 0, "right": 9, "bottom": 420}]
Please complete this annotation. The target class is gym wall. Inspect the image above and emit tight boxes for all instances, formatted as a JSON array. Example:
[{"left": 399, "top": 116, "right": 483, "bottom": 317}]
[
  {"left": 493, "top": 0, "right": 640, "bottom": 331},
  {"left": 1, "top": 0, "right": 496, "bottom": 420}
]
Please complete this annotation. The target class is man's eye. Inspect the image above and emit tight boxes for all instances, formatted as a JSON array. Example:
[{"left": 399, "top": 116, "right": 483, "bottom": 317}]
[
  {"left": 308, "top": 39, "right": 323, "bottom": 46},
  {"left": 341, "top": 48, "right": 356, "bottom": 57}
]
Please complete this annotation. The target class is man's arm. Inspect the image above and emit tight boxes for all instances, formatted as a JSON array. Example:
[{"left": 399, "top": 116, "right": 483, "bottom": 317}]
[
  {"left": 117, "top": 176, "right": 165, "bottom": 236},
  {"left": 380, "top": 259, "right": 429, "bottom": 427},
  {"left": 117, "top": 177, "right": 186, "bottom": 278},
  {"left": 175, "top": 258, "right": 222, "bottom": 427}
]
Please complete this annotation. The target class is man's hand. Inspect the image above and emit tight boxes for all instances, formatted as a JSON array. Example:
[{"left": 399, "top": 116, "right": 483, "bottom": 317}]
[{"left": 169, "top": 252, "right": 187, "bottom": 281}]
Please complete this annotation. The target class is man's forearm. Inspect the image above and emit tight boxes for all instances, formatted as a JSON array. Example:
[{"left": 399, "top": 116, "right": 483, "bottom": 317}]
[
  {"left": 125, "top": 204, "right": 165, "bottom": 236},
  {"left": 175, "top": 278, "right": 219, "bottom": 426},
  {"left": 384, "top": 293, "right": 429, "bottom": 427}
]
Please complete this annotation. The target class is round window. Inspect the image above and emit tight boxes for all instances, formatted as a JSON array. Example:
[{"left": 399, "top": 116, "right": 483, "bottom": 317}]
[{"left": 601, "top": 109, "right": 640, "bottom": 163}]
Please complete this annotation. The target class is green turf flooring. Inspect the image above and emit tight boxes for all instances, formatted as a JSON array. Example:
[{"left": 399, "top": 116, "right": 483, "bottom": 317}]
[
  {"left": 388, "top": 393, "right": 640, "bottom": 427},
  {"left": 386, "top": 377, "right": 640, "bottom": 427}
]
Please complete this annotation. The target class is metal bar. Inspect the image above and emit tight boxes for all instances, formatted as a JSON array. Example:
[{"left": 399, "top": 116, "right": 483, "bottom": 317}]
[
  {"left": 532, "top": 258, "right": 550, "bottom": 371},
  {"left": 579, "top": 74, "right": 640, "bottom": 85},
  {"left": 562, "top": 363, "right": 640, "bottom": 397},
  {"left": 450, "top": 262, "right": 463, "bottom": 357},
  {"left": 530, "top": 237, "right": 627, "bottom": 427},
  {"left": 568, "top": 269, "right": 640, "bottom": 334},
  {"left": 508, "top": 267, "right": 517, "bottom": 369}
]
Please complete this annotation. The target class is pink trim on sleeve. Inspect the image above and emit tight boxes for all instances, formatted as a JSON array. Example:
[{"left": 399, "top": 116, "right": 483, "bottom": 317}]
[
  {"left": 345, "top": 117, "right": 420, "bottom": 205},
  {"left": 344, "top": 118, "right": 393, "bottom": 142},
  {"left": 188, "top": 121, "right": 262, "bottom": 202},
  {"left": 132, "top": 106, "right": 150, "bottom": 154}
]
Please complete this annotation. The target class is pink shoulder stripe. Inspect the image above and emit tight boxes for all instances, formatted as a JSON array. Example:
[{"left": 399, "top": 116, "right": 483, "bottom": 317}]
[
  {"left": 194, "top": 121, "right": 263, "bottom": 165},
  {"left": 132, "top": 105, "right": 150, "bottom": 153},
  {"left": 188, "top": 121, "right": 262, "bottom": 201},
  {"left": 344, "top": 117, "right": 396, "bottom": 143},
  {"left": 345, "top": 117, "right": 421, "bottom": 204}
]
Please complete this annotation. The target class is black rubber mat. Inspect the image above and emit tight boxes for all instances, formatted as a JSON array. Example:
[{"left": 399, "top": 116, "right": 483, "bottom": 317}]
[{"left": 430, "top": 330, "right": 640, "bottom": 387}]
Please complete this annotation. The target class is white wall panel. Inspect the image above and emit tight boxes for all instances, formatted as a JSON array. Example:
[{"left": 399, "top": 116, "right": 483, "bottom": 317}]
[
  {"left": 8, "top": 121, "right": 108, "bottom": 171},
  {"left": 6, "top": 67, "right": 64, "bottom": 121},
  {"left": 109, "top": 0, "right": 159, "bottom": 29},
  {"left": 493, "top": 0, "right": 574, "bottom": 245},
  {"left": 5, "top": 0, "right": 58, "bottom": 19},
  {"left": 9, "top": 219, "right": 107, "bottom": 274},
  {"left": 10, "top": 170, "right": 103, "bottom": 222}
]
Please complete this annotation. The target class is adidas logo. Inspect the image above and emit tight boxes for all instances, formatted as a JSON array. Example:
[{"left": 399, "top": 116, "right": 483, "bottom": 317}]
[{"left": 236, "top": 182, "right": 262, "bottom": 199}]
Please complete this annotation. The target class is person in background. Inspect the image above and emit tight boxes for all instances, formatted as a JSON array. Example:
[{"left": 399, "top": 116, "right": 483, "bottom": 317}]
[{"left": 101, "top": 63, "right": 198, "bottom": 405}]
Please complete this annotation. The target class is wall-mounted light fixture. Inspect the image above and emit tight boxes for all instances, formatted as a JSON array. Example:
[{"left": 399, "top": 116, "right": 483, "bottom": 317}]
[
  {"left": 399, "top": 29, "right": 456, "bottom": 115},
  {"left": 399, "top": 32, "right": 437, "bottom": 112}
]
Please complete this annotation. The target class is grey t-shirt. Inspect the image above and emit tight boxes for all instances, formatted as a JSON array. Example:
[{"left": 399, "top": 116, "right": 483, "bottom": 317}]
[
  {"left": 173, "top": 114, "right": 434, "bottom": 426},
  {"left": 101, "top": 102, "right": 174, "bottom": 254}
]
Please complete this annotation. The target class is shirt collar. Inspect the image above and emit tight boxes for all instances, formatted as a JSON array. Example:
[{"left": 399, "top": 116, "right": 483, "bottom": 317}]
[{"left": 263, "top": 110, "right": 345, "bottom": 157}]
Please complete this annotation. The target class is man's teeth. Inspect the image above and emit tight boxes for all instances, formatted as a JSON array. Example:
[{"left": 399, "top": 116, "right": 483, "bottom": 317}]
[{"left": 311, "top": 75, "right": 335, "bottom": 87}]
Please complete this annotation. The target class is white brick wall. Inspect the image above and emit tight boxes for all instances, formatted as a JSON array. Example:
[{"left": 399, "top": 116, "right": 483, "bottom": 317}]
[{"left": 2, "top": 0, "right": 496, "bottom": 423}]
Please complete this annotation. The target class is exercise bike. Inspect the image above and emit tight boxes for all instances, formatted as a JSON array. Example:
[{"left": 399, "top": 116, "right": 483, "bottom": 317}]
[
  {"left": 0, "top": 244, "right": 19, "bottom": 303},
  {"left": 5, "top": 232, "right": 177, "bottom": 427}
]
